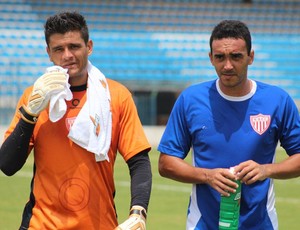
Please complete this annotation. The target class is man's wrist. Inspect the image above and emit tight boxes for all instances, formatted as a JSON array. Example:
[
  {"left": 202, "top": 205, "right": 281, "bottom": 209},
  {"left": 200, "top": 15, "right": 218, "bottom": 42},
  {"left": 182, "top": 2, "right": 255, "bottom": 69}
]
[
  {"left": 19, "top": 105, "right": 39, "bottom": 124},
  {"left": 130, "top": 205, "right": 147, "bottom": 220}
]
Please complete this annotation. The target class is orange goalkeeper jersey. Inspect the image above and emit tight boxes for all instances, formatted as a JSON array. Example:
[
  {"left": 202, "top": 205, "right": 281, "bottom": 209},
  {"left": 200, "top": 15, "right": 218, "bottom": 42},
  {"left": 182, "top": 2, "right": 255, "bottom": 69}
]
[{"left": 5, "top": 79, "right": 151, "bottom": 230}]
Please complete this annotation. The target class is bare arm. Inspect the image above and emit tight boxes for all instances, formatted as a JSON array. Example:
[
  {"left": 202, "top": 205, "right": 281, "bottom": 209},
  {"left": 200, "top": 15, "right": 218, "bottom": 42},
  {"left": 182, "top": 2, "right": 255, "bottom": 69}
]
[
  {"left": 234, "top": 153, "right": 300, "bottom": 185},
  {"left": 158, "top": 153, "right": 238, "bottom": 196}
]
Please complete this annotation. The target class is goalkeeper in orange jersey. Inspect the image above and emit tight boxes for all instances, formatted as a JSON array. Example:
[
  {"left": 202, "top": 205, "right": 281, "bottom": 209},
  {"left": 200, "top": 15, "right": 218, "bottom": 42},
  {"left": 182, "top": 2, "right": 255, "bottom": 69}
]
[{"left": 0, "top": 11, "right": 151, "bottom": 230}]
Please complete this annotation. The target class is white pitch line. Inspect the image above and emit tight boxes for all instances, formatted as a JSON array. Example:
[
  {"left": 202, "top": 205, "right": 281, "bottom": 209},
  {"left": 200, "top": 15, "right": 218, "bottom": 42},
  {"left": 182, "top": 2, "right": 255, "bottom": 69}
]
[
  {"left": 276, "top": 197, "right": 300, "bottom": 204},
  {"left": 2, "top": 171, "right": 300, "bottom": 204},
  {"left": 0, "top": 171, "right": 33, "bottom": 178},
  {"left": 116, "top": 180, "right": 191, "bottom": 193}
]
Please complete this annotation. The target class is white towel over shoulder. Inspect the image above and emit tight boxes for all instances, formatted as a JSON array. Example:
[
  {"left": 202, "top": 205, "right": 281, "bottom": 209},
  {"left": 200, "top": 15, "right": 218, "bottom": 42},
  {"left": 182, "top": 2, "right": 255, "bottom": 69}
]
[{"left": 68, "top": 61, "right": 112, "bottom": 162}]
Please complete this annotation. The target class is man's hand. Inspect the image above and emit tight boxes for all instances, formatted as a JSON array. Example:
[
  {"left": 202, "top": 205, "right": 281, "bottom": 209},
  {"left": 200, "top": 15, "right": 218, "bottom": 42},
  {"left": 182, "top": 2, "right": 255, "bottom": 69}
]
[
  {"left": 204, "top": 168, "right": 238, "bottom": 196},
  {"left": 26, "top": 67, "right": 68, "bottom": 115},
  {"left": 234, "top": 160, "right": 268, "bottom": 185},
  {"left": 115, "top": 205, "right": 147, "bottom": 230}
]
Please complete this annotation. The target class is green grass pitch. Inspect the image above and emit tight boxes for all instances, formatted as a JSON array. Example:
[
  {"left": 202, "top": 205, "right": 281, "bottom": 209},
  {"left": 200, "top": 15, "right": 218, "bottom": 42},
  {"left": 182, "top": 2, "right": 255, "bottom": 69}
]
[{"left": 0, "top": 148, "right": 299, "bottom": 229}]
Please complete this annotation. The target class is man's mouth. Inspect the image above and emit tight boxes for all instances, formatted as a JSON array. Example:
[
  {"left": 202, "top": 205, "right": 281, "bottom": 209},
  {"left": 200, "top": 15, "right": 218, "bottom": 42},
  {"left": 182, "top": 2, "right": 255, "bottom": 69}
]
[
  {"left": 222, "top": 73, "right": 235, "bottom": 78},
  {"left": 222, "top": 72, "right": 235, "bottom": 76},
  {"left": 63, "top": 63, "right": 75, "bottom": 69}
]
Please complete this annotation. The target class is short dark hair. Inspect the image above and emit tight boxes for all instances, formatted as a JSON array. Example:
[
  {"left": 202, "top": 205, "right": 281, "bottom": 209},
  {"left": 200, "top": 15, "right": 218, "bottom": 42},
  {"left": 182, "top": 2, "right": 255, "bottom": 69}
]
[
  {"left": 44, "top": 11, "right": 89, "bottom": 46},
  {"left": 209, "top": 20, "right": 252, "bottom": 55}
]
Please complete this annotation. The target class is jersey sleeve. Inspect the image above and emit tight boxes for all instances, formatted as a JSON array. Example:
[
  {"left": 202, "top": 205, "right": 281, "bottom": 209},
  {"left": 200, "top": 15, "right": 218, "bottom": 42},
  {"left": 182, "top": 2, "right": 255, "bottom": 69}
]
[
  {"left": 157, "top": 93, "right": 191, "bottom": 159},
  {"left": 112, "top": 83, "right": 151, "bottom": 161},
  {"left": 279, "top": 94, "right": 300, "bottom": 155}
]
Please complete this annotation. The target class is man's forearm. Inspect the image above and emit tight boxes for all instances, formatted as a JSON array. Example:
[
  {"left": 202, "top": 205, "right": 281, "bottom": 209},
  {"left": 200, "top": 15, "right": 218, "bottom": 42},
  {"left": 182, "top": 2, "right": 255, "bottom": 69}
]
[
  {"left": 127, "top": 150, "right": 152, "bottom": 211},
  {"left": 266, "top": 154, "right": 300, "bottom": 179},
  {"left": 0, "top": 119, "right": 34, "bottom": 176}
]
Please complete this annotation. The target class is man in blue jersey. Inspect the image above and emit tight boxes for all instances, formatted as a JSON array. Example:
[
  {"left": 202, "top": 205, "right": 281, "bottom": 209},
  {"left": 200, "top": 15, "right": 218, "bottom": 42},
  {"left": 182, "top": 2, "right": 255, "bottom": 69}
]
[{"left": 157, "top": 20, "right": 300, "bottom": 230}]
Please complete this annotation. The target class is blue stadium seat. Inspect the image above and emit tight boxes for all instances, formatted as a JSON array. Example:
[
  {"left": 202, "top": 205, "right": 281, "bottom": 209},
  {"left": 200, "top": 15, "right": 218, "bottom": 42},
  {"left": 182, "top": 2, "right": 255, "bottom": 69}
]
[{"left": 0, "top": 0, "right": 300, "bottom": 124}]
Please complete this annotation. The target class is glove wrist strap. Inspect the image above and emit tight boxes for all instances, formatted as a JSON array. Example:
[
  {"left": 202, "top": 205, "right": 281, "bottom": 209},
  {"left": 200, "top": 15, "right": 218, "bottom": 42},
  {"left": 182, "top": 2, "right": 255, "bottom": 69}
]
[
  {"left": 130, "top": 207, "right": 147, "bottom": 220},
  {"left": 19, "top": 105, "right": 39, "bottom": 124}
]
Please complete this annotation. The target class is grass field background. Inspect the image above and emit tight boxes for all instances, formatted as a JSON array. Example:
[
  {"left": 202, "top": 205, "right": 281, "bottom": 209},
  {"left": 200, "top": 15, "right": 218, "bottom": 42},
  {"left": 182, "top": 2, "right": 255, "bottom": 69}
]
[{"left": 0, "top": 148, "right": 300, "bottom": 229}]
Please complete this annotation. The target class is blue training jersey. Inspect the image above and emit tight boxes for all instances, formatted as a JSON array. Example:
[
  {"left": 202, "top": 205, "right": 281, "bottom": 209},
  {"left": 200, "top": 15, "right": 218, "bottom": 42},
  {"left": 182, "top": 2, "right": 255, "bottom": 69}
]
[{"left": 158, "top": 79, "right": 300, "bottom": 230}]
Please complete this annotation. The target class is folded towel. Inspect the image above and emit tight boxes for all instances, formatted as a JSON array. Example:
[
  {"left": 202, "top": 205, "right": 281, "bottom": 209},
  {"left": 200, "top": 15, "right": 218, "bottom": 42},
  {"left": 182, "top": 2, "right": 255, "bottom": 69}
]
[
  {"left": 47, "top": 66, "right": 73, "bottom": 122},
  {"left": 68, "top": 61, "right": 112, "bottom": 162}
]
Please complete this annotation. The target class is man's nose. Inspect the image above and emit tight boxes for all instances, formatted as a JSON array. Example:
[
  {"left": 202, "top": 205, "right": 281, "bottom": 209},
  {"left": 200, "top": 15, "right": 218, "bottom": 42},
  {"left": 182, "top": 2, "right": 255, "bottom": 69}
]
[
  {"left": 224, "top": 58, "right": 233, "bottom": 70},
  {"left": 62, "top": 48, "right": 73, "bottom": 59}
]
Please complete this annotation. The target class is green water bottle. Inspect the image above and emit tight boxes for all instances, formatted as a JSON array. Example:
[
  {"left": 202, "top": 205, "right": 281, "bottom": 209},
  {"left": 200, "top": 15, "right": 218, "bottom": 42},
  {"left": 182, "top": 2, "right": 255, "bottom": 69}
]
[{"left": 219, "top": 167, "right": 242, "bottom": 230}]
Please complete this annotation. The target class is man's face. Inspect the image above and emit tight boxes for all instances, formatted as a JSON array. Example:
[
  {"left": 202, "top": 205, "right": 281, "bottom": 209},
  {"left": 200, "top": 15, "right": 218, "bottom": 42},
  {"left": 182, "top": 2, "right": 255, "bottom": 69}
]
[
  {"left": 209, "top": 38, "right": 254, "bottom": 96},
  {"left": 46, "top": 31, "right": 93, "bottom": 86}
]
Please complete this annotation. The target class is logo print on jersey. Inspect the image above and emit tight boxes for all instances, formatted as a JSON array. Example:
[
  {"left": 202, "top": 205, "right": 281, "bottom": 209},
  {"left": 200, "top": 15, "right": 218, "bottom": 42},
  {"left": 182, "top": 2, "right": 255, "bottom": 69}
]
[
  {"left": 250, "top": 114, "right": 271, "bottom": 135},
  {"left": 100, "top": 79, "right": 107, "bottom": 89},
  {"left": 65, "top": 117, "right": 76, "bottom": 131},
  {"left": 90, "top": 114, "right": 101, "bottom": 136}
]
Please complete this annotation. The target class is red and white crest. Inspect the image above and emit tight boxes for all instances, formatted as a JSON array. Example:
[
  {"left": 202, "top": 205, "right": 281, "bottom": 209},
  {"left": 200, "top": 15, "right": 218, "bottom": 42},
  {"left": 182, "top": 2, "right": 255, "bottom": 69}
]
[
  {"left": 250, "top": 114, "right": 271, "bottom": 135},
  {"left": 65, "top": 117, "right": 76, "bottom": 131}
]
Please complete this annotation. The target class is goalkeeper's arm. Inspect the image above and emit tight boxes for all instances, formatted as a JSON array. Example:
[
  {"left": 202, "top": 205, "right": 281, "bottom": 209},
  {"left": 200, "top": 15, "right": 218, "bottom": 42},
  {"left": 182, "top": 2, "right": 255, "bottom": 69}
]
[
  {"left": 116, "top": 150, "right": 152, "bottom": 230},
  {"left": 0, "top": 67, "right": 68, "bottom": 175},
  {"left": 0, "top": 118, "right": 34, "bottom": 176}
]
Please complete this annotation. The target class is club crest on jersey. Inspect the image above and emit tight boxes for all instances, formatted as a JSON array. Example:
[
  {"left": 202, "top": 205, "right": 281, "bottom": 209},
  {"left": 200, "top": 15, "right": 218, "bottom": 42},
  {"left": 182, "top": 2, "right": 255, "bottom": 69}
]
[
  {"left": 65, "top": 117, "right": 76, "bottom": 131},
  {"left": 250, "top": 114, "right": 271, "bottom": 135}
]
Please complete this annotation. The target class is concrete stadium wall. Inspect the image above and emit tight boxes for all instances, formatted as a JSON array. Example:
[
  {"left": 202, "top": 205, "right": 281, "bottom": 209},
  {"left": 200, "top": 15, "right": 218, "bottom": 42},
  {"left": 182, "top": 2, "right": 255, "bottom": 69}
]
[
  {"left": 143, "top": 126, "right": 165, "bottom": 148},
  {"left": 0, "top": 125, "right": 6, "bottom": 143}
]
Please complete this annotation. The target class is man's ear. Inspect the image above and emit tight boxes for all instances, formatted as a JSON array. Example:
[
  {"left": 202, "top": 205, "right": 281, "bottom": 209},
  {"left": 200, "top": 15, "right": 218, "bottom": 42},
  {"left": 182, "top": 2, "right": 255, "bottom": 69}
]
[
  {"left": 46, "top": 47, "right": 53, "bottom": 62},
  {"left": 208, "top": 52, "right": 213, "bottom": 65},
  {"left": 248, "top": 50, "right": 254, "bottom": 65},
  {"left": 87, "top": 40, "right": 93, "bottom": 56}
]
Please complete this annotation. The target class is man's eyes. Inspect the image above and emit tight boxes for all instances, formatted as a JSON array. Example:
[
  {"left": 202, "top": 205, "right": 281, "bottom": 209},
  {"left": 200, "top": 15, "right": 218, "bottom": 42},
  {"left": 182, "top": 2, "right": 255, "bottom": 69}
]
[
  {"left": 215, "top": 55, "right": 224, "bottom": 60},
  {"left": 70, "top": 44, "right": 80, "bottom": 49},
  {"left": 214, "top": 54, "right": 243, "bottom": 60},
  {"left": 53, "top": 45, "right": 81, "bottom": 52},
  {"left": 231, "top": 53, "right": 243, "bottom": 59},
  {"left": 53, "top": 47, "right": 63, "bottom": 52}
]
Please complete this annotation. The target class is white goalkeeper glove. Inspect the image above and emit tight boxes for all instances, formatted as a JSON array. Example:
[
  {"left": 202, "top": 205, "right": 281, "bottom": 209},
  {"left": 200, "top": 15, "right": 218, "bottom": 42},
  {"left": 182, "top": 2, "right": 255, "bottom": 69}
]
[
  {"left": 115, "top": 205, "right": 147, "bottom": 230},
  {"left": 26, "top": 66, "right": 68, "bottom": 116}
]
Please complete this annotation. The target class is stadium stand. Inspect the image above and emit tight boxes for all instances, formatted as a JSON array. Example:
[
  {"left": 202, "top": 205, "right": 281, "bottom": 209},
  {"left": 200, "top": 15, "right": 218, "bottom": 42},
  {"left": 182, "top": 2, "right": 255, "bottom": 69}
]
[{"left": 0, "top": 0, "right": 299, "bottom": 125}]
